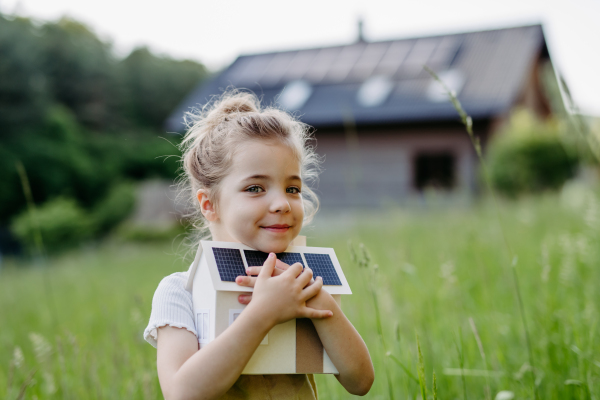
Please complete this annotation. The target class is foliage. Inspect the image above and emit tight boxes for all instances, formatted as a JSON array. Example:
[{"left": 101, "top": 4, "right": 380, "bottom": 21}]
[
  {"left": 91, "top": 181, "right": 137, "bottom": 235},
  {"left": 0, "top": 13, "right": 207, "bottom": 240},
  {"left": 9, "top": 180, "right": 138, "bottom": 253},
  {"left": 10, "top": 196, "right": 95, "bottom": 253},
  {"left": 119, "top": 47, "right": 208, "bottom": 129},
  {"left": 1, "top": 192, "right": 599, "bottom": 398},
  {"left": 487, "top": 110, "right": 580, "bottom": 196}
]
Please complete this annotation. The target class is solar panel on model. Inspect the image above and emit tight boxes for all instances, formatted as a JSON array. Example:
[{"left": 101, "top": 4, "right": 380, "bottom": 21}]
[
  {"left": 212, "top": 248, "right": 246, "bottom": 282},
  {"left": 277, "top": 252, "right": 305, "bottom": 268},
  {"left": 244, "top": 250, "right": 305, "bottom": 274},
  {"left": 304, "top": 253, "right": 342, "bottom": 285},
  {"left": 243, "top": 250, "right": 270, "bottom": 269}
]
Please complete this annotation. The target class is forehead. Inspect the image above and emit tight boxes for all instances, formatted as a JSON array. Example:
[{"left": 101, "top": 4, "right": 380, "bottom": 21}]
[{"left": 229, "top": 140, "right": 301, "bottom": 177}]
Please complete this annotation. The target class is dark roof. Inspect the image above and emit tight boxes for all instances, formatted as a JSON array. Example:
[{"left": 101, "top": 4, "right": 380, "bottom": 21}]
[{"left": 166, "top": 24, "right": 547, "bottom": 131}]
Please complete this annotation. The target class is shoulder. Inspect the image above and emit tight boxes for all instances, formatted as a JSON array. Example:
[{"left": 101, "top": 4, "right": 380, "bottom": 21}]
[
  {"left": 152, "top": 270, "right": 194, "bottom": 312},
  {"left": 144, "top": 270, "right": 197, "bottom": 348},
  {"left": 155, "top": 271, "right": 190, "bottom": 296}
]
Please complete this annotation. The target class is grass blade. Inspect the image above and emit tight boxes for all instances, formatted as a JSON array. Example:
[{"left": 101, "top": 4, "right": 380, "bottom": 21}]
[
  {"left": 387, "top": 351, "right": 419, "bottom": 384},
  {"left": 469, "top": 317, "right": 491, "bottom": 400},
  {"left": 455, "top": 330, "right": 468, "bottom": 400},
  {"left": 417, "top": 334, "right": 427, "bottom": 400},
  {"left": 433, "top": 371, "right": 438, "bottom": 400}
]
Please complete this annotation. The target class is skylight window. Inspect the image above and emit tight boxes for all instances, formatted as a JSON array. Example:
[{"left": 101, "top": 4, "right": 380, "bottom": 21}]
[
  {"left": 426, "top": 69, "right": 465, "bottom": 102},
  {"left": 357, "top": 76, "right": 394, "bottom": 107},
  {"left": 278, "top": 80, "right": 312, "bottom": 110}
]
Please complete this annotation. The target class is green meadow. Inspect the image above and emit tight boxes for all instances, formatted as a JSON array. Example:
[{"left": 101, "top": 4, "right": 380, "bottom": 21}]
[{"left": 1, "top": 186, "right": 599, "bottom": 399}]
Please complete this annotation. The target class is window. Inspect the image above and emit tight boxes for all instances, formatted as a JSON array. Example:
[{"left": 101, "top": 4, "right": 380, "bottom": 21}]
[
  {"left": 278, "top": 80, "right": 312, "bottom": 110},
  {"left": 196, "top": 309, "right": 210, "bottom": 344},
  {"left": 356, "top": 76, "right": 394, "bottom": 107},
  {"left": 414, "top": 153, "right": 455, "bottom": 190}
]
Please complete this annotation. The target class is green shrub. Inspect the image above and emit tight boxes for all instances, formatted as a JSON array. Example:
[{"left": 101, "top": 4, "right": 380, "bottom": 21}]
[
  {"left": 10, "top": 196, "right": 96, "bottom": 253},
  {"left": 91, "top": 181, "right": 136, "bottom": 235},
  {"left": 487, "top": 111, "right": 580, "bottom": 196}
]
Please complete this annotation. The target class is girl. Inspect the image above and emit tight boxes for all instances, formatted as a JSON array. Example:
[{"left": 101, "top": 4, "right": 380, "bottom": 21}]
[{"left": 144, "top": 91, "right": 374, "bottom": 399}]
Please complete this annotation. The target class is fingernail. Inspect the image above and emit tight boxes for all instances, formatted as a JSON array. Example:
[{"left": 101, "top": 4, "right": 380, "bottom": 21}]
[{"left": 269, "top": 253, "right": 275, "bottom": 258}]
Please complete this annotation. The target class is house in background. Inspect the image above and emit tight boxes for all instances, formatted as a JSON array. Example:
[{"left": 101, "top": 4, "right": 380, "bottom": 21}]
[{"left": 167, "top": 24, "right": 556, "bottom": 208}]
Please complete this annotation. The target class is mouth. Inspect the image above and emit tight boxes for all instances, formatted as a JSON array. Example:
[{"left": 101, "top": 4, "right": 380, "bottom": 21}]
[{"left": 261, "top": 224, "right": 291, "bottom": 233}]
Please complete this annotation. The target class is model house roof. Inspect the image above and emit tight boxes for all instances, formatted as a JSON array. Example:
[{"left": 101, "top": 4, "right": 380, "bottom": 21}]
[
  {"left": 167, "top": 24, "right": 549, "bottom": 131},
  {"left": 186, "top": 241, "right": 352, "bottom": 295}
]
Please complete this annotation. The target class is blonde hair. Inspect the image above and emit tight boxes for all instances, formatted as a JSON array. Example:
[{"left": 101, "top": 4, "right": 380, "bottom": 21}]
[{"left": 176, "top": 90, "right": 321, "bottom": 252}]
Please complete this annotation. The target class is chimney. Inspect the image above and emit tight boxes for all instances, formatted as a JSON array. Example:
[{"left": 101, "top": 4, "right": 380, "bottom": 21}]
[{"left": 357, "top": 17, "right": 366, "bottom": 43}]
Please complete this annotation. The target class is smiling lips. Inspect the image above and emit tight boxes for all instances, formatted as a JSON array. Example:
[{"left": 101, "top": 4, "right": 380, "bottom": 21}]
[{"left": 261, "top": 224, "right": 291, "bottom": 233}]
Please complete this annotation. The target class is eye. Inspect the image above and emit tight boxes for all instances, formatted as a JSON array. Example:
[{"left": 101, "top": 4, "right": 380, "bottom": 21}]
[
  {"left": 286, "top": 186, "right": 301, "bottom": 194},
  {"left": 245, "top": 185, "right": 264, "bottom": 193}
]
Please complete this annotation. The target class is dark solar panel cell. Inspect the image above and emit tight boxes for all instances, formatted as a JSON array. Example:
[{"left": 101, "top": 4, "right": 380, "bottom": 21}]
[
  {"left": 213, "top": 248, "right": 246, "bottom": 282},
  {"left": 304, "top": 253, "right": 342, "bottom": 285},
  {"left": 277, "top": 253, "right": 305, "bottom": 268},
  {"left": 244, "top": 250, "right": 270, "bottom": 268},
  {"left": 244, "top": 251, "right": 306, "bottom": 273}
]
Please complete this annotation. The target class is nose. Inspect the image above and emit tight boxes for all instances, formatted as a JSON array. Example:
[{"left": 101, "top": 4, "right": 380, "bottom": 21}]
[{"left": 269, "top": 190, "right": 291, "bottom": 214}]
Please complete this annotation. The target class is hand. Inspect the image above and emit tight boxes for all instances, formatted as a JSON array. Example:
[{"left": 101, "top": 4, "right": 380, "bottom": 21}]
[
  {"left": 243, "top": 253, "right": 332, "bottom": 326},
  {"left": 236, "top": 260, "right": 315, "bottom": 305}
]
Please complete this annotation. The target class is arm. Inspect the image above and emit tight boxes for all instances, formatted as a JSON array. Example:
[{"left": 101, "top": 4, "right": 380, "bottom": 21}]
[
  {"left": 239, "top": 264, "right": 374, "bottom": 396},
  {"left": 157, "top": 253, "right": 332, "bottom": 400},
  {"left": 306, "top": 290, "right": 374, "bottom": 395}
]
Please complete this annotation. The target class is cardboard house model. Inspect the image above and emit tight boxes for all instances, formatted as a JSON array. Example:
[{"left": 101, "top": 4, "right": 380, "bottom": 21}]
[{"left": 185, "top": 236, "right": 352, "bottom": 375}]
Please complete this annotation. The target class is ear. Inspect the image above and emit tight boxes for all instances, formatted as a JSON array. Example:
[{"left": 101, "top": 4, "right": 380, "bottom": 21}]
[{"left": 197, "top": 189, "right": 218, "bottom": 222}]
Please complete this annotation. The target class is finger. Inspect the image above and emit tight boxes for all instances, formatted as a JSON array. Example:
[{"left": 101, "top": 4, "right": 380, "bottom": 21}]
[
  {"left": 300, "top": 276, "right": 323, "bottom": 301},
  {"left": 282, "top": 262, "right": 303, "bottom": 278},
  {"left": 258, "top": 253, "right": 276, "bottom": 281},
  {"left": 235, "top": 275, "right": 257, "bottom": 287},
  {"left": 247, "top": 264, "right": 285, "bottom": 277},
  {"left": 238, "top": 294, "right": 252, "bottom": 305},
  {"left": 272, "top": 265, "right": 285, "bottom": 276},
  {"left": 275, "top": 259, "right": 291, "bottom": 271},
  {"left": 300, "top": 306, "right": 333, "bottom": 319},
  {"left": 296, "top": 266, "right": 313, "bottom": 287}
]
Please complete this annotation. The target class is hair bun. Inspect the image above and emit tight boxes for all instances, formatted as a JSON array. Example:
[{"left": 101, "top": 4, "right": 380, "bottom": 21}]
[{"left": 217, "top": 93, "right": 258, "bottom": 115}]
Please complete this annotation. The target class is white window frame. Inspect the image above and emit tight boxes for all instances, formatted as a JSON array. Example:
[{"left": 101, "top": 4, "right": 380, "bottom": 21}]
[{"left": 196, "top": 309, "right": 210, "bottom": 344}]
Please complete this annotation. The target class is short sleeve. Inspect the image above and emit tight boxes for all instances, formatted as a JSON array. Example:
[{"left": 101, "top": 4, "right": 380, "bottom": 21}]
[{"left": 143, "top": 271, "right": 197, "bottom": 348}]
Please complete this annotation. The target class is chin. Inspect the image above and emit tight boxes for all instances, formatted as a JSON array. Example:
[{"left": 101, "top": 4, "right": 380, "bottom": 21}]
[
  {"left": 255, "top": 242, "right": 290, "bottom": 254},
  {"left": 249, "top": 237, "right": 291, "bottom": 254}
]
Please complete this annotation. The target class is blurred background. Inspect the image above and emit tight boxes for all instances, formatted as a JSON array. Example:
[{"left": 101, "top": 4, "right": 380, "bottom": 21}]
[{"left": 1, "top": 0, "right": 599, "bottom": 399}]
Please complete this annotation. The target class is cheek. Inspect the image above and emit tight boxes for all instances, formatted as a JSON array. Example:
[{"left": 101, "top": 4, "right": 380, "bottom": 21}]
[
  {"left": 234, "top": 198, "right": 267, "bottom": 223},
  {"left": 293, "top": 198, "right": 305, "bottom": 220}
]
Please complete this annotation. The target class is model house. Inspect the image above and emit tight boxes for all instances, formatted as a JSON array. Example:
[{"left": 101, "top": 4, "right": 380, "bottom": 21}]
[{"left": 185, "top": 236, "right": 352, "bottom": 374}]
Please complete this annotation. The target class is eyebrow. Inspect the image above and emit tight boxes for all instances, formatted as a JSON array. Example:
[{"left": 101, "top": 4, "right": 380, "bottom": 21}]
[{"left": 242, "top": 174, "right": 302, "bottom": 182}]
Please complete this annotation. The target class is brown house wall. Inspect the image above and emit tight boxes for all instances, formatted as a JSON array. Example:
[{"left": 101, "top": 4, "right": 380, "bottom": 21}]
[{"left": 313, "top": 126, "right": 478, "bottom": 208}]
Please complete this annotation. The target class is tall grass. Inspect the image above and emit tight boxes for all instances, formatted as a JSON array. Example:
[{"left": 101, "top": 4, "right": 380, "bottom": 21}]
[
  {"left": 1, "top": 190, "right": 598, "bottom": 398},
  {"left": 426, "top": 65, "right": 539, "bottom": 398}
]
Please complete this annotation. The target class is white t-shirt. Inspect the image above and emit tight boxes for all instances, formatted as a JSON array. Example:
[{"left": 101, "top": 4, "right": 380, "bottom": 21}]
[
  {"left": 143, "top": 269, "right": 319, "bottom": 399},
  {"left": 143, "top": 270, "right": 197, "bottom": 348}
]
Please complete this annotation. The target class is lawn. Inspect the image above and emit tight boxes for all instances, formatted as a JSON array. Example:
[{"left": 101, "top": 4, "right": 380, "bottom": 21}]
[{"left": 1, "top": 186, "right": 599, "bottom": 399}]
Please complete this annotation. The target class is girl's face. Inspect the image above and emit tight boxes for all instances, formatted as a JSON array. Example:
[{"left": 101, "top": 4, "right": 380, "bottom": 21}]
[{"left": 204, "top": 140, "right": 304, "bottom": 253}]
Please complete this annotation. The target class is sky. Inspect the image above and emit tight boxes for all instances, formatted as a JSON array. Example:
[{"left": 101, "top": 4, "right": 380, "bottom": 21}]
[{"left": 2, "top": 0, "right": 599, "bottom": 115}]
